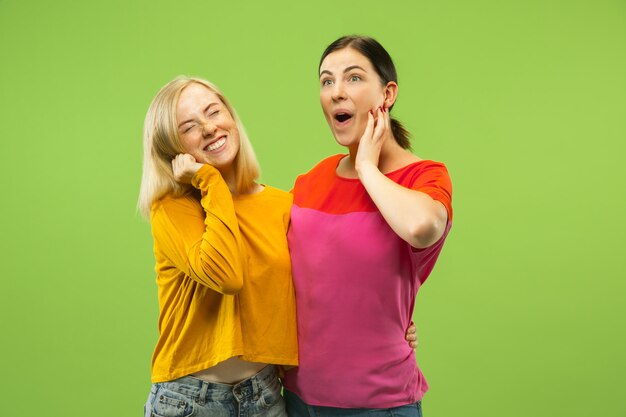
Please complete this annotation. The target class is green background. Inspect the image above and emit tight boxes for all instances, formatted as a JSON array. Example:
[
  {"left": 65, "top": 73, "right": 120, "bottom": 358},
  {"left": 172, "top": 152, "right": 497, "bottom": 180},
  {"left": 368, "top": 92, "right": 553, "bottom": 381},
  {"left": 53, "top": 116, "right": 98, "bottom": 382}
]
[{"left": 1, "top": 0, "right": 624, "bottom": 416}]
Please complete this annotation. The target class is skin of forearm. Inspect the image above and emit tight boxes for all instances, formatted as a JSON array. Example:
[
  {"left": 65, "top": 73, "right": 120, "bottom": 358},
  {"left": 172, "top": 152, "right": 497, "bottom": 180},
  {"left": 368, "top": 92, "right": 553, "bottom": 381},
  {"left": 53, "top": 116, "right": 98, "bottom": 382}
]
[{"left": 357, "top": 162, "right": 448, "bottom": 249}]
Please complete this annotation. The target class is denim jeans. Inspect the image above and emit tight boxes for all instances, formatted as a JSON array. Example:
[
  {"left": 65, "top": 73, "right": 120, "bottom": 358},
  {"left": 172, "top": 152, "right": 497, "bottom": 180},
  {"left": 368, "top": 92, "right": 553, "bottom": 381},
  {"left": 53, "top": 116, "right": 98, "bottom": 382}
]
[
  {"left": 144, "top": 365, "right": 286, "bottom": 417},
  {"left": 283, "top": 389, "right": 422, "bottom": 417}
]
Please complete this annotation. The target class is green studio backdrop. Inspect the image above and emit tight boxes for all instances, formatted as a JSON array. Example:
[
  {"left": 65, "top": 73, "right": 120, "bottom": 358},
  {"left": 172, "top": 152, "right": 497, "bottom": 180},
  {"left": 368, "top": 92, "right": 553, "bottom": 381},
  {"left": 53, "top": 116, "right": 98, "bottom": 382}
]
[{"left": 1, "top": 0, "right": 624, "bottom": 416}]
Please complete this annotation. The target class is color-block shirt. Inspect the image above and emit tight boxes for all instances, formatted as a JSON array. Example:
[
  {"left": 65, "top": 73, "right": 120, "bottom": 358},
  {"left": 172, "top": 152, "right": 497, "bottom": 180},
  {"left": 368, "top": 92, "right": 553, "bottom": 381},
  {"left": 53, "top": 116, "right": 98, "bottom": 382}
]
[
  {"left": 283, "top": 154, "right": 453, "bottom": 408},
  {"left": 149, "top": 165, "right": 298, "bottom": 383}
]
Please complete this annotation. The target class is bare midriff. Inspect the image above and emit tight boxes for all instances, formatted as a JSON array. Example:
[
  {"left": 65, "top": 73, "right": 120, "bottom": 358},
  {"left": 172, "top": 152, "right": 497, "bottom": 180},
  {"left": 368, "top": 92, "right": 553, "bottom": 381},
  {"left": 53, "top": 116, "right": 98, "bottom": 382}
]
[{"left": 191, "top": 357, "right": 268, "bottom": 384}]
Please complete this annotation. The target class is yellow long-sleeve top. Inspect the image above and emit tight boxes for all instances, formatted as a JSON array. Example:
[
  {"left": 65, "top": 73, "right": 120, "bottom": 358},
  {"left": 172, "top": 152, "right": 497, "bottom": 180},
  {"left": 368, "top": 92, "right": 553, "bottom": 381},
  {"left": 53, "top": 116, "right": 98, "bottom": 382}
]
[{"left": 149, "top": 164, "right": 298, "bottom": 383}]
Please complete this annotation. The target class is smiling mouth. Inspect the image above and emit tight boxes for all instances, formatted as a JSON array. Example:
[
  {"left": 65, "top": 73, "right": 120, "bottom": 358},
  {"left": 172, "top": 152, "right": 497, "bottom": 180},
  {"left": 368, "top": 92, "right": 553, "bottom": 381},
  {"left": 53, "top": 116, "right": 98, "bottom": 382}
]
[{"left": 204, "top": 137, "right": 226, "bottom": 152}]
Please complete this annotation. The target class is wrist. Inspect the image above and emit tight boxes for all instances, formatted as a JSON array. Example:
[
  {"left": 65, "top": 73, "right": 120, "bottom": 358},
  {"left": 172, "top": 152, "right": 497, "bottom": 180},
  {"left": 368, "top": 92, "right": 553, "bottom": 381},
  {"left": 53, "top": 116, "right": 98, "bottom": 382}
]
[
  {"left": 190, "top": 164, "right": 213, "bottom": 188},
  {"left": 355, "top": 160, "right": 379, "bottom": 179}
]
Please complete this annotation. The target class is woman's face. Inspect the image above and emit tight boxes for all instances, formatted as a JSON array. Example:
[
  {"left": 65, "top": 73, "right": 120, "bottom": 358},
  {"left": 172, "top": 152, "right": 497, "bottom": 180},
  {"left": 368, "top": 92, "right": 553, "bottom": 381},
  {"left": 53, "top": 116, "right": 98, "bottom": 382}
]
[
  {"left": 319, "top": 47, "right": 387, "bottom": 148},
  {"left": 176, "top": 83, "right": 240, "bottom": 173}
]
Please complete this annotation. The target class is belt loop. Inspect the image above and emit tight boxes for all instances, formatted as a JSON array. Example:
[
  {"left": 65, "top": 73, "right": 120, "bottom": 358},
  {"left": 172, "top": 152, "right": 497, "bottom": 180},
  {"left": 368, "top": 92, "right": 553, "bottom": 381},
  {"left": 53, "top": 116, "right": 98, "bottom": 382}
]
[
  {"left": 251, "top": 375, "right": 261, "bottom": 401},
  {"left": 197, "top": 380, "right": 208, "bottom": 406},
  {"left": 260, "top": 365, "right": 273, "bottom": 387}
]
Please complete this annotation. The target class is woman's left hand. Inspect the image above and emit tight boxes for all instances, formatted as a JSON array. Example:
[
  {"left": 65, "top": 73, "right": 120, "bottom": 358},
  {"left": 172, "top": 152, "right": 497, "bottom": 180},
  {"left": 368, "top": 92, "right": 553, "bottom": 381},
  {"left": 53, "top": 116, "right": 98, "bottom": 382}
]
[{"left": 355, "top": 106, "right": 389, "bottom": 174}]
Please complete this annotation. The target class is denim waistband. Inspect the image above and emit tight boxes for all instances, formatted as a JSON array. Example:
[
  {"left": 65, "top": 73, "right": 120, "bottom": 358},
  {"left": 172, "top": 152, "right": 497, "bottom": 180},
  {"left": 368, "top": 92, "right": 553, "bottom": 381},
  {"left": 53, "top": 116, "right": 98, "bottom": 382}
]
[{"left": 156, "top": 365, "right": 278, "bottom": 404}]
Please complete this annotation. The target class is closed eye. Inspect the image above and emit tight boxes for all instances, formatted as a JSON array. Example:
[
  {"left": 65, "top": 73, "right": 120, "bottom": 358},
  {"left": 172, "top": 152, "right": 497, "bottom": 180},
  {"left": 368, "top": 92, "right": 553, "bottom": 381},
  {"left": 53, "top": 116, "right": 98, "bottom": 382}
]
[
  {"left": 206, "top": 106, "right": 220, "bottom": 117},
  {"left": 203, "top": 103, "right": 221, "bottom": 118}
]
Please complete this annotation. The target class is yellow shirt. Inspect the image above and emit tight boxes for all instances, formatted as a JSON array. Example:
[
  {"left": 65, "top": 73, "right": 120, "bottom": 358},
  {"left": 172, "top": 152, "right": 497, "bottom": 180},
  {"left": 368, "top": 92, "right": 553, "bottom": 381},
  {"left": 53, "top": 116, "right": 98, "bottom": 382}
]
[{"left": 149, "top": 165, "right": 298, "bottom": 383}]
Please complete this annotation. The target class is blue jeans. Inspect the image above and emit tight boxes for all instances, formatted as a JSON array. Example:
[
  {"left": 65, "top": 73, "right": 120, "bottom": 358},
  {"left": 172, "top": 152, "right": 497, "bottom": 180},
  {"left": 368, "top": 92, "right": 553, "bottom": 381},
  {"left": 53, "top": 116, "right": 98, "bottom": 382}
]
[
  {"left": 144, "top": 365, "right": 286, "bottom": 417},
  {"left": 283, "top": 389, "right": 422, "bottom": 417}
]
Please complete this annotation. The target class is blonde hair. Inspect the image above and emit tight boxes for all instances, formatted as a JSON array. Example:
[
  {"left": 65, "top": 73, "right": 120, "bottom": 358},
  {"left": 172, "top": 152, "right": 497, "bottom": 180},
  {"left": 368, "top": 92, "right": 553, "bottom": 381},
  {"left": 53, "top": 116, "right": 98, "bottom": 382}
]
[{"left": 138, "top": 76, "right": 260, "bottom": 218}]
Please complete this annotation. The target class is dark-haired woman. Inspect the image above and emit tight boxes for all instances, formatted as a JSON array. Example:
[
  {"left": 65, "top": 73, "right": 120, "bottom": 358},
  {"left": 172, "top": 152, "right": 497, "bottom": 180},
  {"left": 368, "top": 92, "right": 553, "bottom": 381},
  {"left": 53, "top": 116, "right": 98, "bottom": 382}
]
[{"left": 283, "top": 36, "right": 453, "bottom": 416}]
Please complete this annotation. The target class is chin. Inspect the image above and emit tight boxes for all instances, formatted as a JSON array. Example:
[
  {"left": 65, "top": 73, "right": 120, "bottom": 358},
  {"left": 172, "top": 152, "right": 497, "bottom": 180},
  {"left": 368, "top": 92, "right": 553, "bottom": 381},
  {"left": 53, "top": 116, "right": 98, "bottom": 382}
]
[
  {"left": 214, "top": 155, "right": 237, "bottom": 169},
  {"left": 333, "top": 133, "right": 358, "bottom": 148}
]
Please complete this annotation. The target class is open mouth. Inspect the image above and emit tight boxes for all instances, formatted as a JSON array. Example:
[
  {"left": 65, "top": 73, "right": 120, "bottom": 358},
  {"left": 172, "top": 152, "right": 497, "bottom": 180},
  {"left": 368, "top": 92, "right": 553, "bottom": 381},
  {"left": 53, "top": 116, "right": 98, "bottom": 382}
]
[{"left": 334, "top": 112, "right": 353, "bottom": 123}]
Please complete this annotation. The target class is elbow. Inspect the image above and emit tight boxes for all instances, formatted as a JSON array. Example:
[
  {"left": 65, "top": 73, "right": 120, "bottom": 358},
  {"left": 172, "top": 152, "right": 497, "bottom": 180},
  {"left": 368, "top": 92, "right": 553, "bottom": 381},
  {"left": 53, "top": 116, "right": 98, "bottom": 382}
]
[
  {"left": 220, "top": 276, "right": 244, "bottom": 295},
  {"left": 196, "top": 263, "right": 244, "bottom": 295},
  {"left": 408, "top": 215, "right": 446, "bottom": 249},
  {"left": 212, "top": 263, "right": 244, "bottom": 295}
]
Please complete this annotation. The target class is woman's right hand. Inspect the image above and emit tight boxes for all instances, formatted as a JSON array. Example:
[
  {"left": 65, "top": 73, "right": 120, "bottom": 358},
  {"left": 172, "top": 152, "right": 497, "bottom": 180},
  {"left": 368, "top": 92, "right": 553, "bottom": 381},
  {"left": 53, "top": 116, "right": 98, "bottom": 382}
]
[
  {"left": 355, "top": 106, "right": 388, "bottom": 175},
  {"left": 172, "top": 153, "right": 204, "bottom": 184}
]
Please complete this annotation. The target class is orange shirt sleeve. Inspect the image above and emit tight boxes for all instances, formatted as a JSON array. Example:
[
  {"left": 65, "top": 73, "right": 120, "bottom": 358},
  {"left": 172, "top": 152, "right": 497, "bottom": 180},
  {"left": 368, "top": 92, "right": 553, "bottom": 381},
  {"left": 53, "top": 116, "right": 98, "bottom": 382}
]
[
  {"left": 409, "top": 162, "right": 453, "bottom": 221},
  {"left": 151, "top": 164, "right": 246, "bottom": 295}
]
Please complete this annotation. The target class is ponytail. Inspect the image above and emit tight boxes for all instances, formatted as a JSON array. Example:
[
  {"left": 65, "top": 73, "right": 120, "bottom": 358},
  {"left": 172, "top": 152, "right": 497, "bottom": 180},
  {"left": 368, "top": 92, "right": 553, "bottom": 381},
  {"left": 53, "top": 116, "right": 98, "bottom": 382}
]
[{"left": 390, "top": 117, "right": 411, "bottom": 149}]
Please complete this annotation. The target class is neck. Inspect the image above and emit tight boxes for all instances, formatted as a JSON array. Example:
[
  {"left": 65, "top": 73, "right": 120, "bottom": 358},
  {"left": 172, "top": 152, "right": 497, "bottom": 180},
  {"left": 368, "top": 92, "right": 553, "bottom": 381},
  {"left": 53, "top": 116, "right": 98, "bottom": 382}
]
[{"left": 219, "top": 167, "right": 238, "bottom": 195}]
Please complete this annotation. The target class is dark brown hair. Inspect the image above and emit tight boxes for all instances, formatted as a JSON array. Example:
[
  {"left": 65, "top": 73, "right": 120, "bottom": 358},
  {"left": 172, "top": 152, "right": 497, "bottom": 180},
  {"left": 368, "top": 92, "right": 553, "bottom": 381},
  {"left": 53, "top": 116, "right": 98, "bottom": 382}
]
[{"left": 319, "top": 35, "right": 411, "bottom": 149}]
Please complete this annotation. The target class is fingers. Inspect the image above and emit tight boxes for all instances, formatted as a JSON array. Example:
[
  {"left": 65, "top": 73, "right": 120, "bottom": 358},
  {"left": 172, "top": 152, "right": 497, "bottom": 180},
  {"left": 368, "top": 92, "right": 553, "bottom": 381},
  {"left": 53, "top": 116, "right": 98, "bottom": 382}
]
[
  {"left": 405, "top": 321, "right": 418, "bottom": 350},
  {"left": 383, "top": 105, "right": 390, "bottom": 133},
  {"left": 372, "top": 109, "right": 384, "bottom": 140},
  {"left": 362, "top": 106, "right": 389, "bottom": 142},
  {"left": 407, "top": 321, "right": 416, "bottom": 333},
  {"left": 171, "top": 153, "right": 199, "bottom": 183},
  {"left": 362, "top": 109, "right": 375, "bottom": 141},
  {"left": 172, "top": 153, "right": 191, "bottom": 170},
  {"left": 176, "top": 153, "right": 196, "bottom": 165},
  {"left": 370, "top": 106, "right": 388, "bottom": 141}
]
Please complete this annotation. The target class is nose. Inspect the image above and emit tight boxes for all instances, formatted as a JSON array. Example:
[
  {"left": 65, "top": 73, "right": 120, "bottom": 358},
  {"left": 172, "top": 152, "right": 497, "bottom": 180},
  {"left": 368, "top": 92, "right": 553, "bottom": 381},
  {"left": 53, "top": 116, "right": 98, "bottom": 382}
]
[
  {"left": 330, "top": 81, "right": 347, "bottom": 101},
  {"left": 201, "top": 120, "right": 217, "bottom": 137}
]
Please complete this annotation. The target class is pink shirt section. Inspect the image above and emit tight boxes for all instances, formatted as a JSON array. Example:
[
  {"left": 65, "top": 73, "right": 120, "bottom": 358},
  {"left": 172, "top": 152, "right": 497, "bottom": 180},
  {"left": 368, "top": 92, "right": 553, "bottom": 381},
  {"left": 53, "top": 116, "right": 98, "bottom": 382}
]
[{"left": 284, "top": 155, "right": 453, "bottom": 408}]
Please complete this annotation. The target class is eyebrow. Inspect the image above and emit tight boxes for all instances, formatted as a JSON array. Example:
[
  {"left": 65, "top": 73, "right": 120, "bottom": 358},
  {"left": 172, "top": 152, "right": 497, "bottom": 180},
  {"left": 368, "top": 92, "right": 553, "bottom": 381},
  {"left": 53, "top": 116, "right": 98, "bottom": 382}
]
[
  {"left": 319, "top": 65, "right": 367, "bottom": 78},
  {"left": 178, "top": 102, "right": 219, "bottom": 127}
]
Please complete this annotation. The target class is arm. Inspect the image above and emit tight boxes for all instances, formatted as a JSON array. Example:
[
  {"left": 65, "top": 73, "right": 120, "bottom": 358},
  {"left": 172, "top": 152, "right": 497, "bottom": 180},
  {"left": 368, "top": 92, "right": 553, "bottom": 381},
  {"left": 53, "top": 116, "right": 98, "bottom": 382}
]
[
  {"left": 356, "top": 109, "right": 448, "bottom": 249},
  {"left": 151, "top": 157, "right": 246, "bottom": 295},
  {"left": 358, "top": 164, "right": 448, "bottom": 248}
]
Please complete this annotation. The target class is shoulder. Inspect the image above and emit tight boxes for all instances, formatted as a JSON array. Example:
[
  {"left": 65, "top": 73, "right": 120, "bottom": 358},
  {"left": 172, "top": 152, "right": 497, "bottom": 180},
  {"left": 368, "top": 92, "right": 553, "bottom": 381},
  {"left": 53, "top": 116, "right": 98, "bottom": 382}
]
[
  {"left": 401, "top": 159, "right": 449, "bottom": 174},
  {"left": 233, "top": 185, "right": 293, "bottom": 216},
  {"left": 262, "top": 186, "right": 294, "bottom": 227},
  {"left": 260, "top": 186, "right": 294, "bottom": 207},
  {"left": 297, "top": 154, "right": 344, "bottom": 181},
  {"left": 392, "top": 159, "right": 451, "bottom": 186}
]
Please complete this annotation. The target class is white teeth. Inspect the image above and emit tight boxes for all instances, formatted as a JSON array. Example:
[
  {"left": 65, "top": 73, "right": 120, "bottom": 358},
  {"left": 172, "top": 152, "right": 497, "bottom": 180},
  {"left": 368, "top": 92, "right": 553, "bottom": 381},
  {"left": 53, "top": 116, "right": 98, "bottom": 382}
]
[{"left": 207, "top": 137, "right": 226, "bottom": 151}]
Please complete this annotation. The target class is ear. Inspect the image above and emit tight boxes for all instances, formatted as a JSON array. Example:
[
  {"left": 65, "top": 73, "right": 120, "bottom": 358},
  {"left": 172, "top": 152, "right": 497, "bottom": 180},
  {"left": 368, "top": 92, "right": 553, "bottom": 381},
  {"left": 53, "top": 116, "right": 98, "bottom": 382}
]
[{"left": 383, "top": 81, "right": 398, "bottom": 109}]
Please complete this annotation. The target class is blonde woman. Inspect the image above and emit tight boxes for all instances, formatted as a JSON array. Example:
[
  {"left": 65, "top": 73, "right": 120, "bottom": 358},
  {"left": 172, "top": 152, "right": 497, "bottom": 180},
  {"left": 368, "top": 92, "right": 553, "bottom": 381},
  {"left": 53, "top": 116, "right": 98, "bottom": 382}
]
[{"left": 139, "top": 77, "right": 297, "bottom": 417}]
